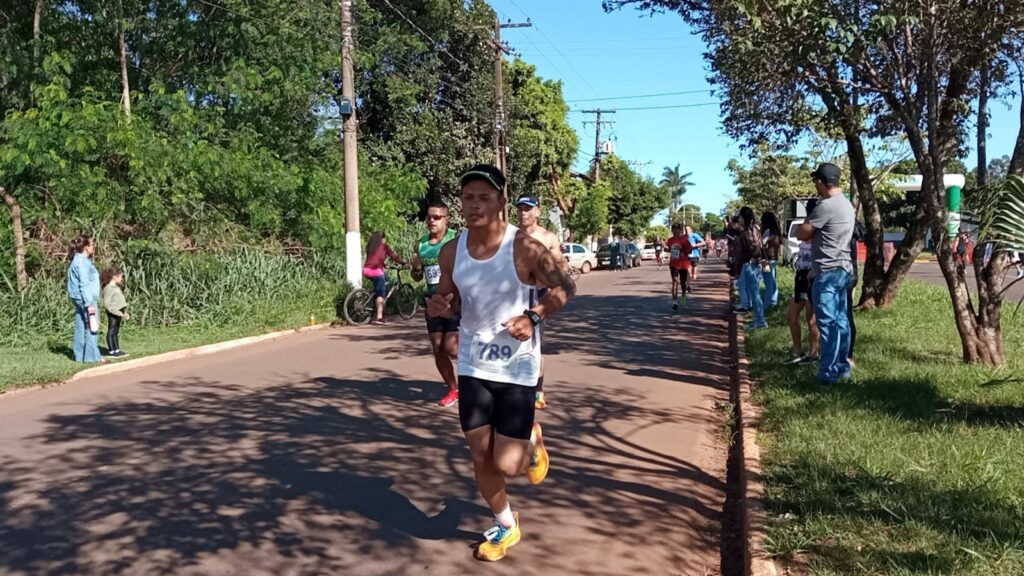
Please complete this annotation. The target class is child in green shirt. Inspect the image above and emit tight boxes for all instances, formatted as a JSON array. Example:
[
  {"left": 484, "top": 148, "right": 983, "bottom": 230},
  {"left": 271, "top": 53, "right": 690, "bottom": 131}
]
[{"left": 101, "top": 266, "right": 129, "bottom": 357}]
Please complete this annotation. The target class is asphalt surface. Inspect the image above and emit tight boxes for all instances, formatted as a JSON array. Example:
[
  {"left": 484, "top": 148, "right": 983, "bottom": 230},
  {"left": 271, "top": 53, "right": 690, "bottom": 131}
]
[
  {"left": 0, "top": 262, "right": 733, "bottom": 576},
  {"left": 907, "top": 260, "right": 1024, "bottom": 302}
]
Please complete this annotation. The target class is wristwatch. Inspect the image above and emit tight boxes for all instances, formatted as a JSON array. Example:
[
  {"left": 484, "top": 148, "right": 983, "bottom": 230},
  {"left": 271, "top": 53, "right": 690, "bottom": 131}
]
[{"left": 523, "top": 309, "right": 542, "bottom": 326}]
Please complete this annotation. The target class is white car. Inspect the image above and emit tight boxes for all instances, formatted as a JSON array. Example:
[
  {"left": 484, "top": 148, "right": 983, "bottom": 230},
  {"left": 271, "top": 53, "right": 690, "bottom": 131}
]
[
  {"left": 561, "top": 243, "right": 597, "bottom": 274},
  {"left": 641, "top": 243, "right": 658, "bottom": 260},
  {"left": 782, "top": 220, "right": 804, "bottom": 265}
]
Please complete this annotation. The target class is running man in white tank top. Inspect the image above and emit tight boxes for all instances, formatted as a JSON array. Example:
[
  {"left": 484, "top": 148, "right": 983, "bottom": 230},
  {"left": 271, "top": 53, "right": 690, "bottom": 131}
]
[{"left": 427, "top": 164, "right": 576, "bottom": 563}]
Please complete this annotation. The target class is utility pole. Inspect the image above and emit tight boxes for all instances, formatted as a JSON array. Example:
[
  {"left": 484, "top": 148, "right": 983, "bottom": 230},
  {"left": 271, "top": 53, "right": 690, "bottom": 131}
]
[
  {"left": 582, "top": 108, "right": 615, "bottom": 181},
  {"left": 339, "top": 0, "right": 361, "bottom": 287},
  {"left": 492, "top": 18, "right": 530, "bottom": 191}
]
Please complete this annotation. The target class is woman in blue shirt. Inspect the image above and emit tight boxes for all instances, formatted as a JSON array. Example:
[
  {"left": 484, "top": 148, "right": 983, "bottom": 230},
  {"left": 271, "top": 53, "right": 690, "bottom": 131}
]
[{"left": 66, "top": 234, "right": 102, "bottom": 362}]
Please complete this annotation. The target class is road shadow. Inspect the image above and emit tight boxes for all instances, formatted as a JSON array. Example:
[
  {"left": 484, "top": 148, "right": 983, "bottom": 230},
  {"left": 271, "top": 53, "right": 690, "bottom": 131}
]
[{"left": 0, "top": 365, "right": 726, "bottom": 575}]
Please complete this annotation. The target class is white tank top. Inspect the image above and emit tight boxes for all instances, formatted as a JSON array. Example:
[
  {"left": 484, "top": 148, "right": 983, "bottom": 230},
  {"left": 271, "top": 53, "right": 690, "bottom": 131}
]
[{"left": 453, "top": 224, "right": 541, "bottom": 387}]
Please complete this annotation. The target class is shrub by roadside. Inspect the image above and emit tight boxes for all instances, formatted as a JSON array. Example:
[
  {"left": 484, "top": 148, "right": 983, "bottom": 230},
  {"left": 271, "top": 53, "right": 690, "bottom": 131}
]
[{"left": 744, "top": 267, "right": 1024, "bottom": 575}]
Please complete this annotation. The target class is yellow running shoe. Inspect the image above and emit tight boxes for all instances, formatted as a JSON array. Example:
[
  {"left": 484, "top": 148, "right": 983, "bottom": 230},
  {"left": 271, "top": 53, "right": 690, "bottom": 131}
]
[
  {"left": 534, "top": 391, "right": 547, "bottom": 410},
  {"left": 476, "top": 512, "right": 521, "bottom": 562},
  {"left": 527, "top": 422, "right": 549, "bottom": 484}
]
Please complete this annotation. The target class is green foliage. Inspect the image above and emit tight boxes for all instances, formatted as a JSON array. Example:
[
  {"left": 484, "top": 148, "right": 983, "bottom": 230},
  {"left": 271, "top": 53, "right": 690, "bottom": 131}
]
[
  {"left": 565, "top": 179, "right": 610, "bottom": 239},
  {"left": 0, "top": 248, "right": 343, "bottom": 348},
  {"left": 703, "top": 212, "right": 723, "bottom": 234},
  {"left": 659, "top": 164, "right": 694, "bottom": 214},
  {"left": 727, "top": 147, "right": 816, "bottom": 217},
  {"left": 669, "top": 203, "right": 703, "bottom": 230},
  {"left": 646, "top": 224, "right": 670, "bottom": 242},
  {"left": 603, "top": 155, "right": 669, "bottom": 238},
  {"left": 970, "top": 175, "right": 1024, "bottom": 254},
  {"left": 505, "top": 59, "right": 579, "bottom": 198}
]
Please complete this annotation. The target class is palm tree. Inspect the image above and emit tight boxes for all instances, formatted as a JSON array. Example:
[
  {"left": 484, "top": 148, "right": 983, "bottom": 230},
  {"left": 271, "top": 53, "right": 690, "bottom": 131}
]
[{"left": 660, "top": 164, "right": 694, "bottom": 219}]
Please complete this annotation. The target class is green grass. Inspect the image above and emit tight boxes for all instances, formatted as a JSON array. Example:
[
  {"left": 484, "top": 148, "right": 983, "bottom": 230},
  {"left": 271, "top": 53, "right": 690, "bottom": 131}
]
[
  {"left": 745, "top": 268, "right": 1024, "bottom": 576},
  {"left": 0, "top": 285, "right": 337, "bottom": 393}
]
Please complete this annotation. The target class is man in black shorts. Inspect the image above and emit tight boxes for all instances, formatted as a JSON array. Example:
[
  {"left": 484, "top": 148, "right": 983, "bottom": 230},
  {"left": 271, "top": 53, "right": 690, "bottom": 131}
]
[
  {"left": 428, "top": 165, "right": 575, "bottom": 562},
  {"left": 410, "top": 200, "right": 460, "bottom": 406}
]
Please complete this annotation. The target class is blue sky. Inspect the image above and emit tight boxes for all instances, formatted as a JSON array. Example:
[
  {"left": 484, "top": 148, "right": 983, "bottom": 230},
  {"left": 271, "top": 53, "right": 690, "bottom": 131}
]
[{"left": 489, "top": 0, "right": 1022, "bottom": 217}]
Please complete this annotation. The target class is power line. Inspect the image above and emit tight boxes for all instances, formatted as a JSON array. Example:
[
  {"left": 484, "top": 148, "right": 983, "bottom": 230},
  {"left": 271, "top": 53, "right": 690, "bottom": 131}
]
[
  {"left": 506, "top": 0, "right": 602, "bottom": 100},
  {"left": 571, "top": 102, "right": 718, "bottom": 112},
  {"left": 377, "top": 0, "right": 472, "bottom": 72},
  {"left": 567, "top": 89, "right": 709, "bottom": 103}
]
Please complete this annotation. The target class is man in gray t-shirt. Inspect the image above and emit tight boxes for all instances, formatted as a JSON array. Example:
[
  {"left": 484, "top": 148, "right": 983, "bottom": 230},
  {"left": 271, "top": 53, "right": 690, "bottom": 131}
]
[
  {"left": 807, "top": 194, "right": 855, "bottom": 277},
  {"left": 797, "top": 163, "right": 855, "bottom": 384}
]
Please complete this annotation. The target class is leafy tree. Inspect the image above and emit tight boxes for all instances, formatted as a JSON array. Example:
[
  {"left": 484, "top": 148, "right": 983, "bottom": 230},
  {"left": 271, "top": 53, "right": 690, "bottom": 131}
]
[
  {"left": 726, "top": 148, "right": 816, "bottom": 218},
  {"left": 603, "top": 155, "right": 669, "bottom": 239},
  {"left": 646, "top": 224, "right": 670, "bottom": 242},
  {"left": 565, "top": 179, "right": 610, "bottom": 240},
  {"left": 703, "top": 212, "right": 723, "bottom": 235},
  {"left": 670, "top": 204, "right": 703, "bottom": 230},
  {"left": 505, "top": 59, "right": 578, "bottom": 200},
  {"left": 609, "top": 0, "right": 1024, "bottom": 364}
]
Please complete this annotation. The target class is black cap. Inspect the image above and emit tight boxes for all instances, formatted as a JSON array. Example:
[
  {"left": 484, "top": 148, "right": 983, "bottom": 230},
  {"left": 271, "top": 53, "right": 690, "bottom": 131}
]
[
  {"left": 459, "top": 164, "right": 507, "bottom": 193},
  {"left": 515, "top": 195, "right": 540, "bottom": 207},
  {"left": 810, "top": 163, "right": 842, "bottom": 185}
]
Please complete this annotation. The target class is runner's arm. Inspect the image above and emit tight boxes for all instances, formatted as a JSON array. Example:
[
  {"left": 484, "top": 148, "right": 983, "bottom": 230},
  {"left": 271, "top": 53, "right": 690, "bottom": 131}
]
[
  {"left": 410, "top": 241, "right": 423, "bottom": 282},
  {"left": 548, "top": 233, "right": 568, "bottom": 270},
  {"left": 426, "top": 241, "right": 458, "bottom": 318},
  {"left": 505, "top": 238, "right": 576, "bottom": 340}
]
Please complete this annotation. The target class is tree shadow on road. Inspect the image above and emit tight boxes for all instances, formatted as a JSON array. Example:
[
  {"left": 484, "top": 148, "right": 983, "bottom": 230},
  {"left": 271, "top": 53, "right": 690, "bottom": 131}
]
[{"left": 0, "top": 364, "right": 726, "bottom": 576}]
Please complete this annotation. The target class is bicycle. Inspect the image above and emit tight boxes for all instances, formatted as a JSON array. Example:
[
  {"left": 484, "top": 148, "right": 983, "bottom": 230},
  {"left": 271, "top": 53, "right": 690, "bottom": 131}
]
[
  {"left": 568, "top": 264, "right": 581, "bottom": 281},
  {"left": 343, "top": 267, "right": 419, "bottom": 326}
]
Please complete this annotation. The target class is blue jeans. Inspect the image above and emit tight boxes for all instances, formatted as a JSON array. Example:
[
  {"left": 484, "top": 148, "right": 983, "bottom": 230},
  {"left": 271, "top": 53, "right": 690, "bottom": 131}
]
[
  {"left": 763, "top": 261, "right": 778, "bottom": 307},
  {"left": 741, "top": 262, "right": 765, "bottom": 327},
  {"left": 73, "top": 304, "right": 101, "bottom": 362},
  {"left": 812, "top": 269, "right": 852, "bottom": 382}
]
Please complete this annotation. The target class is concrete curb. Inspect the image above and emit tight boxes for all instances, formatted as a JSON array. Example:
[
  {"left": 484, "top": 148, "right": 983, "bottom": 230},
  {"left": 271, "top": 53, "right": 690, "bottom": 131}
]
[
  {"left": 735, "top": 326, "right": 779, "bottom": 576},
  {"left": 62, "top": 323, "right": 333, "bottom": 384}
]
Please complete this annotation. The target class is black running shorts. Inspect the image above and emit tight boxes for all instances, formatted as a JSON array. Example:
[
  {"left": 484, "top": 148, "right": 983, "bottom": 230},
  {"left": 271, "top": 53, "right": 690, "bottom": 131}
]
[
  {"left": 458, "top": 376, "right": 535, "bottom": 440},
  {"left": 426, "top": 315, "right": 460, "bottom": 334},
  {"left": 794, "top": 269, "right": 812, "bottom": 302}
]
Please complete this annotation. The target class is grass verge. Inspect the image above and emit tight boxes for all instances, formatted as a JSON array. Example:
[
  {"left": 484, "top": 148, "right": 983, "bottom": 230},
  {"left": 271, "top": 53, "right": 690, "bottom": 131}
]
[
  {"left": 0, "top": 284, "right": 337, "bottom": 393},
  {"left": 745, "top": 267, "right": 1024, "bottom": 575}
]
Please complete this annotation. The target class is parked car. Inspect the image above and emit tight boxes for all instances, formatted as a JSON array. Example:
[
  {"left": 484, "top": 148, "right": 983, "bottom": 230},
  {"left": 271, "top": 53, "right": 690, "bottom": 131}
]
[
  {"left": 596, "top": 244, "right": 614, "bottom": 269},
  {"left": 561, "top": 243, "right": 597, "bottom": 274},
  {"left": 782, "top": 220, "right": 803, "bottom": 266},
  {"left": 641, "top": 243, "right": 657, "bottom": 260},
  {"left": 626, "top": 242, "right": 641, "bottom": 267}
]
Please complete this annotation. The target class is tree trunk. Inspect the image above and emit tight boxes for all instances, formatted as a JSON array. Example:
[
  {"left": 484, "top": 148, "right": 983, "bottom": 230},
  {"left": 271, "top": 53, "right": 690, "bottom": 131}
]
[
  {"left": 1, "top": 187, "right": 28, "bottom": 292},
  {"left": 116, "top": 0, "right": 131, "bottom": 120},
  {"left": 31, "top": 0, "right": 44, "bottom": 107},
  {"left": 977, "top": 64, "right": 990, "bottom": 188},
  {"left": 844, "top": 131, "right": 887, "bottom": 307},
  {"left": 1010, "top": 70, "right": 1024, "bottom": 176},
  {"left": 935, "top": 232, "right": 1005, "bottom": 364}
]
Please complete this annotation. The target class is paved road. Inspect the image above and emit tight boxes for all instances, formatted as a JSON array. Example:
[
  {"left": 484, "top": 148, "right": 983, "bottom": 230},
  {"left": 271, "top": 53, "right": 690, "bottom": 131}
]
[
  {"left": 908, "top": 260, "right": 1024, "bottom": 301},
  {"left": 0, "top": 263, "right": 733, "bottom": 576}
]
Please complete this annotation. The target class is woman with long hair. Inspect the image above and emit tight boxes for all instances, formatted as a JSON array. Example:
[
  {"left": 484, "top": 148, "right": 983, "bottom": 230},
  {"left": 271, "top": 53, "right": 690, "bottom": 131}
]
[
  {"left": 363, "top": 231, "right": 407, "bottom": 324},
  {"left": 66, "top": 234, "right": 102, "bottom": 362},
  {"left": 760, "top": 211, "right": 782, "bottom": 307},
  {"left": 737, "top": 207, "right": 766, "bottom": 330}
]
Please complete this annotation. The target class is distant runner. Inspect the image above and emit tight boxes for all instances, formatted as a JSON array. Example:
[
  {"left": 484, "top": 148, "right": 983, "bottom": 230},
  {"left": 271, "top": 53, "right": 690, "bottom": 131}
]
[
  {"left": 428, "top": 165, "right": 576, "bottom": 562},
  {"left": 685, "top": 225, "right": 706, "bottom": 289},
  {"left": 516, "top": 194, "right": 565, "bottom": 411},
  {"left": 410, "top": 200, "right": 460, "bottom": 407},
  {"left": 654, "top": 236, "right": 664, "bottom": 269},
  {"left": 666, "top": 223, "right": 693, "bottom": 310}
]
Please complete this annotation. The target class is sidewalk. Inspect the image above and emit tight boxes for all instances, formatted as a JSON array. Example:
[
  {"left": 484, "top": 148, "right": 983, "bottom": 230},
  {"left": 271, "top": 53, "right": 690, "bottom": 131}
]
[{"left": 0, "top": 264, "right": 733, "bottom": 575}]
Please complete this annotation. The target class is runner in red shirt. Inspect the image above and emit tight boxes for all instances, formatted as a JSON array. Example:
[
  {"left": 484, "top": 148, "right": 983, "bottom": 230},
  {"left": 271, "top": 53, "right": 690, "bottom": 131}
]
[{"left": 665, "top": 223, "right": 693, "bottom": 310}]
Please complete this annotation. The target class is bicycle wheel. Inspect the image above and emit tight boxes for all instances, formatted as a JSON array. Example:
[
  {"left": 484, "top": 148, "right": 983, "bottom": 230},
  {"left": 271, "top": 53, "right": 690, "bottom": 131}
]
[
  {"left": 343, "top": 288, "right": 375, "bottom": 326},
  {"left": 394, "top": 283, "right": 418, "bottom": 320},
  {"left": 569, "top": 266, "right": 581, "bottom": 281}
]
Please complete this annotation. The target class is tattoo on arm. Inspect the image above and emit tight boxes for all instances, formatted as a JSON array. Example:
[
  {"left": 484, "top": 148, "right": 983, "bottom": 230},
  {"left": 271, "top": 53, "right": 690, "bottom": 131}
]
[{"left": 539, "top": 250, "right": 577, "bottom": 297}]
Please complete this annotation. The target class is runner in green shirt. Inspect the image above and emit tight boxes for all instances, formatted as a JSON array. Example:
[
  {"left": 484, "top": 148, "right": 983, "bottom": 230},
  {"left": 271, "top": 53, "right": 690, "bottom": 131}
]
[{"left": 411, "top": 200, "right": 460, "bottom": 407}]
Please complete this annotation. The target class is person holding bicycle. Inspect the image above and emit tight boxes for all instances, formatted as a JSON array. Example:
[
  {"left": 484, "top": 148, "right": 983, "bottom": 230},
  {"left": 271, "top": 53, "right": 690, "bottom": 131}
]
[
  {"left": 411, "top": 200, "right": 461, "bottom": 407},
  {"left": 363, "top": 231, "right": 407, "bottom": 325}
]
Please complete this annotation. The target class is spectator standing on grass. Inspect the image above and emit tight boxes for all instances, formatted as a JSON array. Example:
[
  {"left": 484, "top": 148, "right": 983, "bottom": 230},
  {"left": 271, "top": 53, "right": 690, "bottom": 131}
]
[
  {"left": 66, "top": 234, "right": 102, "bottom": 363},
  {"left": 736, "top": 207, "right": 766, "bottom": 330},
  {"left": 760, "top": 212, "right": 782, "bottom": 308},
  {"left": 798, "top": 163, "right": 855, "bottom": 384},
  {"left": 101, "top": 266, "right": 130, "bottom": 358}
]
